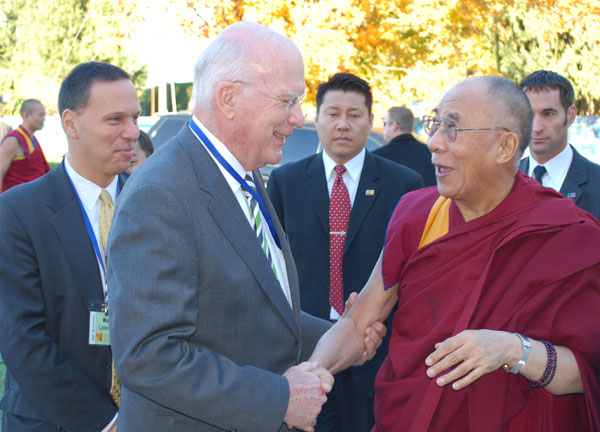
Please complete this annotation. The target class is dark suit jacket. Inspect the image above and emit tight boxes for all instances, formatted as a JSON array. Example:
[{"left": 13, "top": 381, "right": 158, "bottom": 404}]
[
  {"left": 267, "top": 151, "right": 423, "bottom": 429},
  {"left": 372, "top": 133, "right": 436, "bottom": 187},
  {"left": 107, "top": 124, "right": 330, "bottom": 432},
  {"left": 0, "top": 162, "right": 117, "bottom": 431},
  {"left": 519, "top": 145, "right": 600, "bottom": 220}
]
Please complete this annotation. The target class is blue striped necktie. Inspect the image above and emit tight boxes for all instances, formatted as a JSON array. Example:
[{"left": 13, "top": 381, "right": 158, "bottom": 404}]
[{"left": 243, "top": 175, "right": 277, "bottom": 276}]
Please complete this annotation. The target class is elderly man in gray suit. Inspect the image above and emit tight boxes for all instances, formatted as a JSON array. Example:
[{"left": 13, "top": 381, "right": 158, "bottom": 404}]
[{"left": 107, "top": 22, "right": 383, "bottom": 432}]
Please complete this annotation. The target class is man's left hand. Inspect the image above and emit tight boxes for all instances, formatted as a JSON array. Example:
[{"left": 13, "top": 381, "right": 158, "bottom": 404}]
[{"left": 425, "top": 329, "right": 515, "bottom": 390}]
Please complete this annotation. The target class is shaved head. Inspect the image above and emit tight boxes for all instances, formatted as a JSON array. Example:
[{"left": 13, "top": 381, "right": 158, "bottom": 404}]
[{"left": 452, "top": 76, "right": 532, "bottom": 157}]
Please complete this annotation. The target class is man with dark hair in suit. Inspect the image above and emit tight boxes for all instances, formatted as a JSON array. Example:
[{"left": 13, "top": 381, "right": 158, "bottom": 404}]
[
  {"left": 0, "top": 61, "right": 140, "bottom": 431},
  {"left": 106, "top": 23, "right": 384, "bottom": 432},
  {"left": 373, "top": 106, "right": 436, "bottom": 187},
  {"left": 268, "top": 73, "right": 423, "bottom": 432},
  {"left": 519, "top": 70, "right": 600, "bottom": 219}
]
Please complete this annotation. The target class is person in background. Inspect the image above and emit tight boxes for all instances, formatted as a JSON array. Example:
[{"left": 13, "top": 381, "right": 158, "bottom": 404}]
[
  {"left": 0, "top": 98, "right": 50, "bottom": 192},
  {"left": 0, "top": 61, "right": 140, "bottom": 432},
  {"left": 126, "top": 130, "right": 153, "bottom": 175},
  {"left": 268, "top": 72, "right": 423, "bottom": 432},
  {"left": 309, "top": 75, "right": 600, "bottom": 431},
  {"left": 0, "top": 96, "right": 11, "bottom": 140},
  {"left": 373, "top": 106, "right": 436, "bottom": 187},
  {"left": 519, "top": 70, "right": 600, "bottom": 219}
]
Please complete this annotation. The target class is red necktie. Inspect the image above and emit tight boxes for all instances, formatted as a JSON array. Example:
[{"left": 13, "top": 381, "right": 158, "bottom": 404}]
[{"left": 329, "top": 165, "right": 351, "bottom": 315}]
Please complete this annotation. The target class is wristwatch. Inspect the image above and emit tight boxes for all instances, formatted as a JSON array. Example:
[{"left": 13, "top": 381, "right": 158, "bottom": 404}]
[{"left": 503, "top": 333, "right": 531, "bottom": 374}]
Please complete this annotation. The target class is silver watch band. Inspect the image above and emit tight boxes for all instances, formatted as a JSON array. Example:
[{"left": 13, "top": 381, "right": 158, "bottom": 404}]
[{"left": 503, "top": 333, "right": 531, "bottom": 374}]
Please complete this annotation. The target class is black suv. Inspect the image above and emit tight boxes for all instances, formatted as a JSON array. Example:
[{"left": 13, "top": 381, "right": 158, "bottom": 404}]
[{"left": 148, "top": 113, "right": 386, "bottom": 180}]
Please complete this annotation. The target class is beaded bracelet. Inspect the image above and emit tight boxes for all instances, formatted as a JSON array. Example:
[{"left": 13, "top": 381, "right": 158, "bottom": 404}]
[{"left": 527, "top": 340, "right": 557, "bottom": 388}]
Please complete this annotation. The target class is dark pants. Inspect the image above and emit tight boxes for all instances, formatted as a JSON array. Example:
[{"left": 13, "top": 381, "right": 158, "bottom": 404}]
[{"left": 315, "top": 368, "right": 375, "bottom": 432}]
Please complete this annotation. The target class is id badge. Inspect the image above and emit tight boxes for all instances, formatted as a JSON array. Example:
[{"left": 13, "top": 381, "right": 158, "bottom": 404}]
[{"left": 89, "top": 300, "right": 111, "bottom": 346}]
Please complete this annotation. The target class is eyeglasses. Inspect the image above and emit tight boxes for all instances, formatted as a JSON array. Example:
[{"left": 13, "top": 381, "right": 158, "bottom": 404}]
[
  {"left": 383, "top": 121, "right": 397, "bottom": 127},
  {"left": 236, "top": 81, "right": 305, "bottom": 115},
  {"left": 421, "top": 115, "right": 510, "bottom": 142}
]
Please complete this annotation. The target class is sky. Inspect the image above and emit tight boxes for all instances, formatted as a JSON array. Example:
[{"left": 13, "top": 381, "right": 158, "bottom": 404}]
[{"left": 129, "top": 2, "right": 210, "bottom": 87}]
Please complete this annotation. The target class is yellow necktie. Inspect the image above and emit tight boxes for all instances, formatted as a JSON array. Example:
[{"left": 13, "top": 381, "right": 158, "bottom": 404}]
[{"left": 98, "top": 190, "right": 121, "bottom": 406}]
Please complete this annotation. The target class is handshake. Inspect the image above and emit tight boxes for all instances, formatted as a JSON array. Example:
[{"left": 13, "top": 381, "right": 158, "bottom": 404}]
[{"left": 283, "top": 293, "right": 387, "bottom": 431}]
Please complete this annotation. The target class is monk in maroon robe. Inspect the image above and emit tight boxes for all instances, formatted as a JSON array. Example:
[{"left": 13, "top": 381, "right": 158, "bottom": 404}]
[
  {"left": 309, "top": 76, "right": 600, "bottom": 431},
  {"left": 0, "top": 99, "right": 50, "bottom": 192}
]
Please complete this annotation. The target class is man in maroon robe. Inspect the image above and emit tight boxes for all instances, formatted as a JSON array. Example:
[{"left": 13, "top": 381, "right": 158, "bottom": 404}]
[
  {"left": 0, "top": 99, "right": 50, "bottom": 192},
  {"left": 309, "top": 76, "right": 600, "bottom": 431}
]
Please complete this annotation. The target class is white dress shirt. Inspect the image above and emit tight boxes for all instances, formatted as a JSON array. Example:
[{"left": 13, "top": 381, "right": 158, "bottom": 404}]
[
  {"left": 189, "top": 116, "right": 292, "bottom": 306},
  {"left": 64, "top": 156, "right": 118, "bottom": 289},
  {"left": 64, "top": 156, "right": 118, "bottom": 432},
  {"left": 322, "top": 148, "right": 366, "bottom": 320},
  {"left": 527, "top": 144, "right": 573, "bottom": 192}
]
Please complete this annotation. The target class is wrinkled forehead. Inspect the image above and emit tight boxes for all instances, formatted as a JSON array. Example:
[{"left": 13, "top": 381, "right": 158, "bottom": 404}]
[{"left": 434, "top": 81, "right": 488, "bottom": 123}]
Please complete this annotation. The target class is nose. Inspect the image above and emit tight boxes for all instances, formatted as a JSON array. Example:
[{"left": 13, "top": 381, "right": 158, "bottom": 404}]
[
  {"left": 532, "top": 115, "right": 543, "bottom": 134},
  {"left": 427, "top": 129, "right": 445, "bottom": 154},
  {"left": 124, "top": 118, "right": 140, "bottom": 142},
  {"left": 336, "top": 115, "right": 350, "bottom": 130},
  {"left": 288, "top": 102, "right": 305, "bottom": 128}
]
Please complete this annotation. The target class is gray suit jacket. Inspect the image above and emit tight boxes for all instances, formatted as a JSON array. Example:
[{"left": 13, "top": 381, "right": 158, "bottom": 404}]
[
  {"left": 107, "top": 124, "right": 330, "bottom": 432},
  {"left": 519, "top": 145, "right": 600, "bottom": 220}
]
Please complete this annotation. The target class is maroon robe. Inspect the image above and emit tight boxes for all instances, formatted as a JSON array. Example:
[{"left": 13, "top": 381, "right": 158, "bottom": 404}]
[
  {"left": 1, "top": 125, "right": 50, "bottom": 192},
  {"left": 375, "top": 172, "right": 600, "bottom": 431}
]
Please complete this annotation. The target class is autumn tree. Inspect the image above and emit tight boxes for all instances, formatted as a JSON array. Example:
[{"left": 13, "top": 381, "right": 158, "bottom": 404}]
[{"left": 173, "top": 0, "right": 600, "bottom": 118}]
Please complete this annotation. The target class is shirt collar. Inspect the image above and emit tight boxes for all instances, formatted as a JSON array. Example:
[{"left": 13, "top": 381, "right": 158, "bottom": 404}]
[
  {"left": 529, "top": 144, "right": 573, "bottom": 183},
  {"left": 190, "top": 115, "right": 249, "bottom": 192},
  {"left": 64, "top": 155, "right": 118, "bottom": 211},
  {"left": 322, "top": 148, "right": 366, "bottom": 182}
]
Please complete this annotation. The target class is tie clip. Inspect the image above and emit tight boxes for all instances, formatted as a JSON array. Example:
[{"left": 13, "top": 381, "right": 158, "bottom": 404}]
[{"left": 330, "top": 231, "right": 346, "bottom": 235}]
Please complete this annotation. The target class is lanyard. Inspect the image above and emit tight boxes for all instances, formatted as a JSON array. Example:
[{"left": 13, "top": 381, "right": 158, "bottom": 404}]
[
  {"left": 63, "top": 164, "right": 120, "bottom": 299},
  {"left": 188, "top": 120, "right": 281, "bottom": 249}
]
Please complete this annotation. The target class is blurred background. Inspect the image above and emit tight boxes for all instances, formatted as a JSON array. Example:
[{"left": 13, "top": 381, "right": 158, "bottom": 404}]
[{"left": 0, "top": 0, "right": 599, "bottom": 159}]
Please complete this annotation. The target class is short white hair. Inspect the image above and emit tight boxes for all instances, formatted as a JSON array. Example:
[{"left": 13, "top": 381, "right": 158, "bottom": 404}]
[{"left": 192, "top": 29, "right": 258, "bottom": 111}]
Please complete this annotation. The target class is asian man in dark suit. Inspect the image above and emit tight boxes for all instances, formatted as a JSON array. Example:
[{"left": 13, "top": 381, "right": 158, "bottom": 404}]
[
  {"left": 519, "top": 70, "right": 600, "bottom": 220},
  {"left": 106, "top": 23, "right": 384, "bottom": 432},
  {"left": 268, "top": 73, "right": 424, "bottom": 432},
  {"left": 0, "top": 62, "right": 140, "bottom": 431}
]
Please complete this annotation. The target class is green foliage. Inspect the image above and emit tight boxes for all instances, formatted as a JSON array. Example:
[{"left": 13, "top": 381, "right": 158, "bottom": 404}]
[{"left": 0, "top": 0, "right": 142, "bottom": 115}]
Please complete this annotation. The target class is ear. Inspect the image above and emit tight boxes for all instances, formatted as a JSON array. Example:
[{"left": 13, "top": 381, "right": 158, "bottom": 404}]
[
  {"left": 369, "top": 112, "right": 374, "bottom": 127},
  {"left": 566, "top": 104, "right": 577, "bottom": 127},
  {"left": 61, "top": 109, "right": 79, "bottom": 139},
  {"left": 497, "top": 131, "right": 519, "bottom": 165},
  {"left": 215, "top": 81, "right": 239, "bottom": 120}
]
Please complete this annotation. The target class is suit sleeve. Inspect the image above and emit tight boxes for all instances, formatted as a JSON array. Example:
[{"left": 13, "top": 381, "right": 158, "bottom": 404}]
[
  {"left": 299, "top": 312, "right": 331, "bottom": 362},
  {"left": 107, "top": 183, "right": 290, "bottom": 432},
  {"left": 0, "top": 198, "right": 116, "bottom": 431}
]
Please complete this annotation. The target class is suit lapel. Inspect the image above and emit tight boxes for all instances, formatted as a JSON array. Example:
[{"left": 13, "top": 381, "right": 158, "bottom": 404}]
[
  {"left": 178, "top": 126, "right": 301, "bottom": 340},
  {"left": 345, "top": 152, "right": 379, "bottom": 251},
  {"left": 47, "top": 163, "right": 103, "bottom": 306},
  {"left": 518, "top": 157, "right": 529, "bottom": 175},
  {"left": 305, "top": 155, "right": 329, "bottom": 235},
  {"left": 560, "top": 146, "right": 586, "bottom": 205}
]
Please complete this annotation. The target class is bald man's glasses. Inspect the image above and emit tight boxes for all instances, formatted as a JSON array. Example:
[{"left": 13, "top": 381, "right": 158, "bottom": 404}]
[
  {"left": 421, "top": 115, "right": 510, "bottom": 142},
  {"left": 236, "top": 81, "right": 305, "bottom": 115}
]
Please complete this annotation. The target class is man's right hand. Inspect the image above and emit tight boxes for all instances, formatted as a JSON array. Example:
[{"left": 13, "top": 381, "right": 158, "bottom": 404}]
[{"left": 283, "top": 361, "right": 329, "bottom": 430}]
